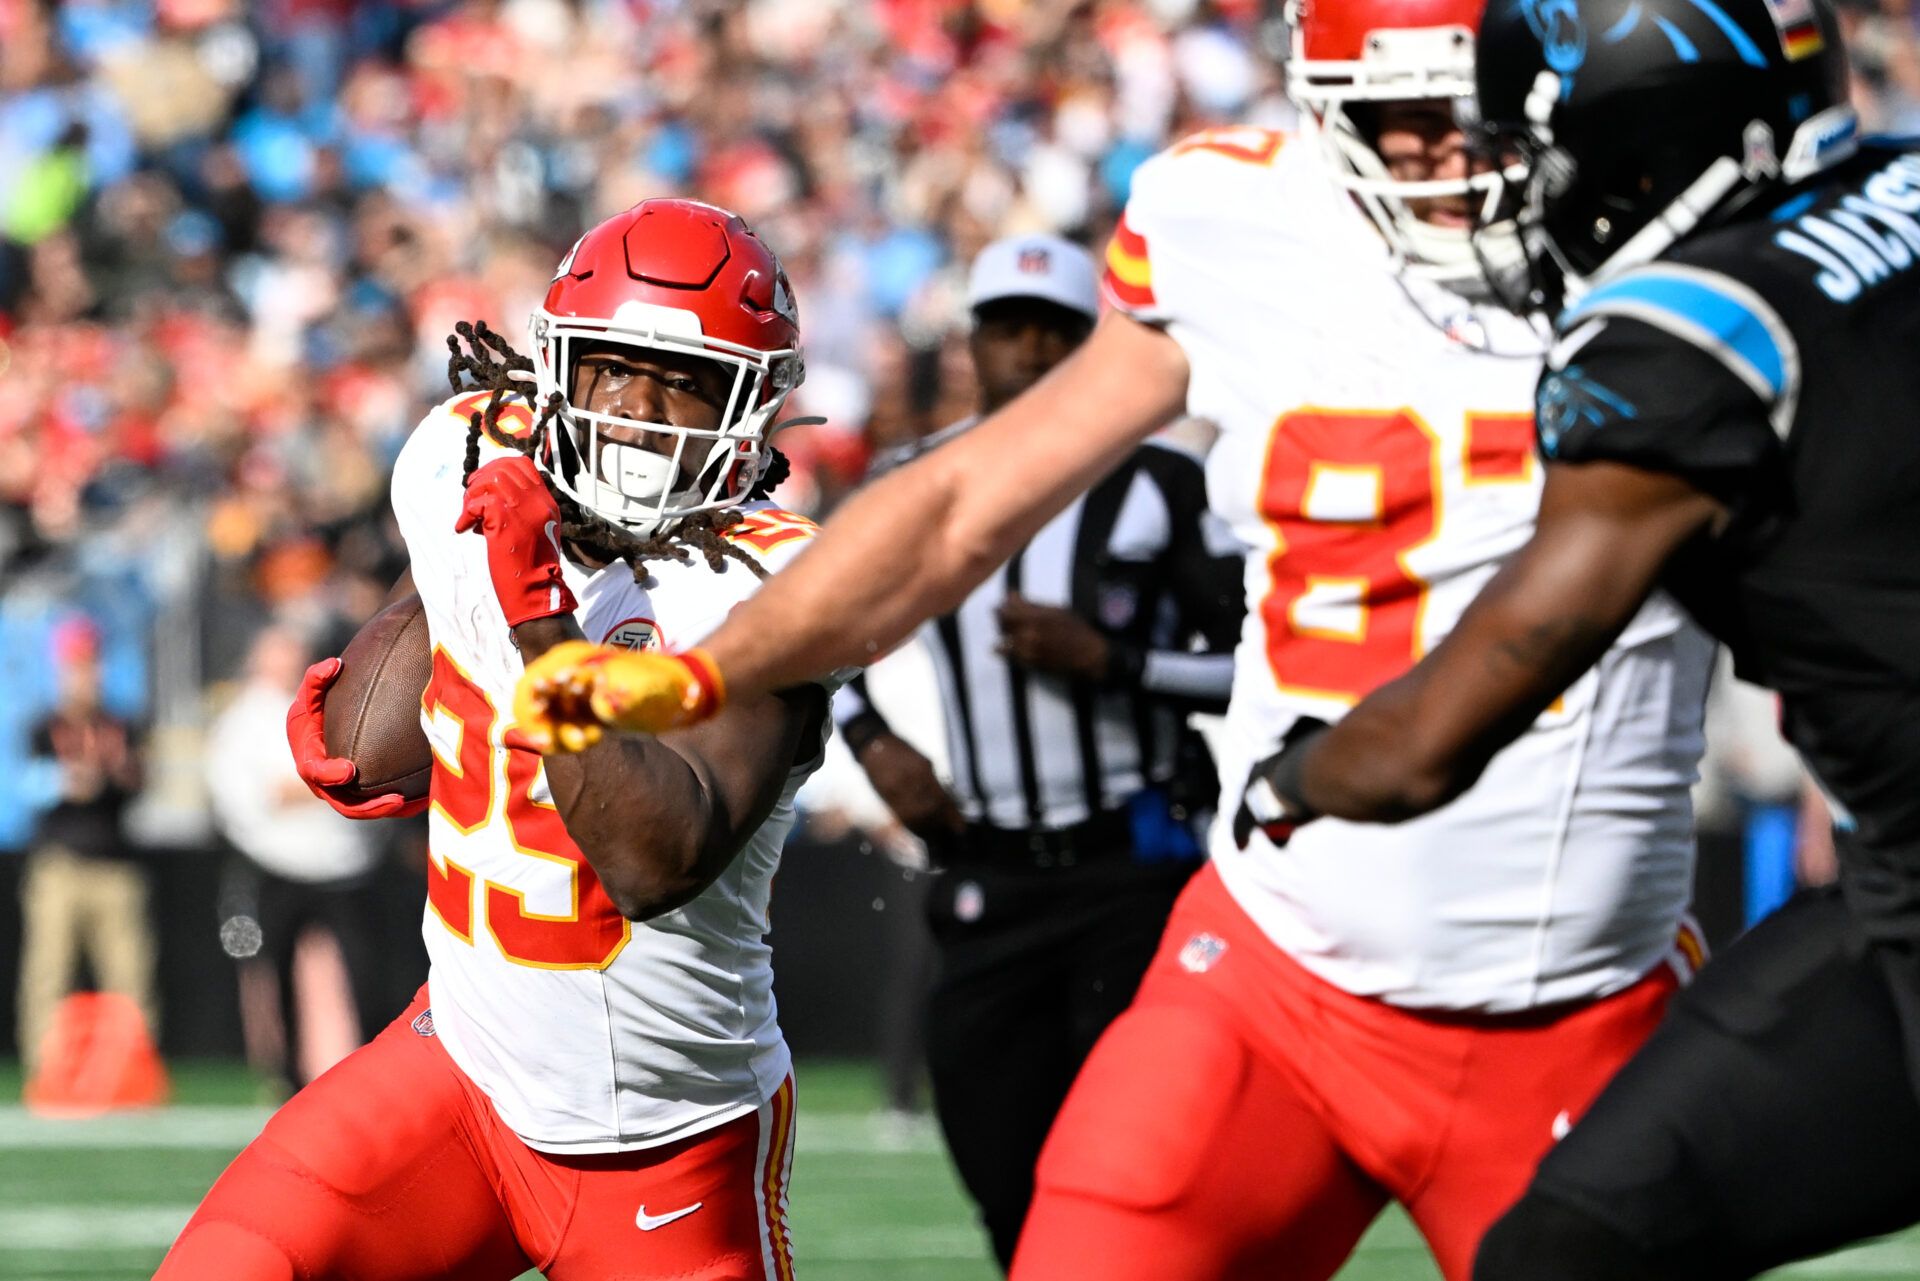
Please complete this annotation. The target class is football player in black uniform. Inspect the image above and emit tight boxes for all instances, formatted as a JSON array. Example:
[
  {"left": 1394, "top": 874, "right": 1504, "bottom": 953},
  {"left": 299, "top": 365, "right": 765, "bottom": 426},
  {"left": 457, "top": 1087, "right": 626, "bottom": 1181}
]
[{"left": 1228, "top": 0, "right": 1920, "bottom": 1275}]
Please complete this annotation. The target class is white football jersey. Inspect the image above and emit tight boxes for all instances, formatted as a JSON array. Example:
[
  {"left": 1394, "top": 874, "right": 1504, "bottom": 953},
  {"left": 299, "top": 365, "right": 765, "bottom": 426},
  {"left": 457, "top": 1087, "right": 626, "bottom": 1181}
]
[
  {"left": 1106, "top": 127, "right": 1714, "bottom": 1011},
  {"left": 390, "top": 391, "right": 838, "bottom": 1151}
]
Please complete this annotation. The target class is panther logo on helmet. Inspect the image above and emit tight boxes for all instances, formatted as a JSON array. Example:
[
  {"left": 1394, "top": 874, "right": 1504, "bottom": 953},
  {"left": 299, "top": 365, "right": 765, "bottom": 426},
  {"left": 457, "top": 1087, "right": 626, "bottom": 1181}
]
[
  {"left": 1520, "top": 0, "right": 1586, "bottom": 82},
  {"left": 1473, "top": 0, "right": 1856, "bottom": 314}
]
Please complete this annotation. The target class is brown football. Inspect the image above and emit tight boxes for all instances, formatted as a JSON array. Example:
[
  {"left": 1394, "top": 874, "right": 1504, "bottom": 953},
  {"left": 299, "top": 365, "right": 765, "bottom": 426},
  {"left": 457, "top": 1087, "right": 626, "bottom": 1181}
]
[{"left": 323, "top": 593, "right": 434, "bottom": 804}]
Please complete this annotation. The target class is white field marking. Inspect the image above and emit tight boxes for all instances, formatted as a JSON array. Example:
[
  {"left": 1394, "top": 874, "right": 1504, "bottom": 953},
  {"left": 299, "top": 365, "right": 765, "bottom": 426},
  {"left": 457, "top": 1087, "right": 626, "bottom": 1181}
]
[
  {"left": 0, "top": 1205, "right": 197, "bottom": 1249},
  {"left": 1779, "top": 1239, "right": 1920, "bottom": 1275},
  {"left": 0, "top": 1107, "right": 957, "bottom": 1265},
  {"left": 0, "top": 1106, "right": 941, "bottom": 1155},
  {"left": 8, "top": 1196, "right": 1896, "bottom": 1273},
  {"left": 0, "top": 1208, "right": 983, "bottom": 1261},
  {"left": 797, "top": 1113, "right": 944, "bottom": 1155},
  {"left": 0, "top": 1106, "right": 270, "bottom": 1149},
  {"left": 800, "top": 1227, "right": 985, "bottom": 1260}
]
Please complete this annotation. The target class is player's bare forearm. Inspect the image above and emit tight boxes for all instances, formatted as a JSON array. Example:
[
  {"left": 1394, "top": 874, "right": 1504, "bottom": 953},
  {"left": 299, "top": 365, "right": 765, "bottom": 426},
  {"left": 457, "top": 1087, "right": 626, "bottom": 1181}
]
[
  {"left": 1298, "top": 610, "right": 1622, "bottom": 820},
  {"left": 518, "top": 608, "right": 821, "bottom": 918},
  {"left": 542, "top": 704, "right": 813, "bottom": 920},
  {"left": 701, "top": 311, "right": 1191, "bottom": 696},
  {"left": 1295, "top": 460, "right": 1723, "bottom": 821},
  {"left": 538, "top": 731, "right": 721, "bottom": 919},
  {"left": 512, "top": 615, "right": 587, "bottom": 657}
]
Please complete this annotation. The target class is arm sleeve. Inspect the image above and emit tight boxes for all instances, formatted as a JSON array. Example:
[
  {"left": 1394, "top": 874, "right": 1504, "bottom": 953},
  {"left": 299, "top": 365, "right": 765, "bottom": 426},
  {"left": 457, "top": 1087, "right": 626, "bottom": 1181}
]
[
  {"left": 1541, "top": 316, "right": 1783, "bottom": 508},
  {"left": 1139, "top": 650, "right": 1236, "bottom": 703},
  {"left": 1108, "top": 449, "right": 1245, "bottom": 711},
  {"left": 832, "top": 673, "right": 893, "bottom": 756}
]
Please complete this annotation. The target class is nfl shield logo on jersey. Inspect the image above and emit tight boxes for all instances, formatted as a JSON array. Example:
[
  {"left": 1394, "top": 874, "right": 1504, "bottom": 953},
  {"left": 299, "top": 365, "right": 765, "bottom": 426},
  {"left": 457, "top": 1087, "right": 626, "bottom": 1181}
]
[
  {"left": 1441, "top": 309, "right": 1489, "bottom": 350},
  {"left": 1178, "top": 932, "right": 1227, "bottom": 974},
  {"left": 411, "top": 1009, "right": 436, "bottom": 1038}
]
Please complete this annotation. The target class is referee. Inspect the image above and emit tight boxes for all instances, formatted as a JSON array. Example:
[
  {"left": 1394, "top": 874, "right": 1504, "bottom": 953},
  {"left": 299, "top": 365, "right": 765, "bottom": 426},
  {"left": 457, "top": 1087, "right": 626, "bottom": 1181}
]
[{"left": 836, "top": 234, "right": 1245, "bottom": 1270}]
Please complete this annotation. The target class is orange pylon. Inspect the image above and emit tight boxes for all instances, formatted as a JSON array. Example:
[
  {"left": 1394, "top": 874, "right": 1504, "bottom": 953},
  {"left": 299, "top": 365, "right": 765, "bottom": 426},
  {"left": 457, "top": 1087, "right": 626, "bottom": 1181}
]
[{"left": 24, "top": 992, "right": 171, "bottom": 1116}]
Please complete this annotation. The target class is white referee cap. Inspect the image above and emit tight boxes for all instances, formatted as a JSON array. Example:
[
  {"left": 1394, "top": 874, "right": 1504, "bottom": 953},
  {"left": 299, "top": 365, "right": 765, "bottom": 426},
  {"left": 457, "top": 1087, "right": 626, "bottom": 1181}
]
[{"left": 965, "top": 234, "right": 1101, "bottom": 320}]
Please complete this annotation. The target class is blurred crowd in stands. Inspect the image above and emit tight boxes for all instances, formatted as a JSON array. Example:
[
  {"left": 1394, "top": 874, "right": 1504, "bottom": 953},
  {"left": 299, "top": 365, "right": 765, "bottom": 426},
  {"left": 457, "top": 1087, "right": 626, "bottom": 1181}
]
[
  {"left": 0, "top": 0, "right": 1286, "bottom": 850},
  {"left": 0, "top": 0, "right": 1914, "bottom": 1072}
]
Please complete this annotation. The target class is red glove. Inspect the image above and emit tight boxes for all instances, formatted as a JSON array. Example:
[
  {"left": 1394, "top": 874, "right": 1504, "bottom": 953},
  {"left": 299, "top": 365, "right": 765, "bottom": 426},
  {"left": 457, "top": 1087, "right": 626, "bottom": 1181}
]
[
  {"left": 455, "top": 456, "right": 579, "bottom": 627},
  {"left": 285, "top": 658, "right": 429, "bottom": 819}
]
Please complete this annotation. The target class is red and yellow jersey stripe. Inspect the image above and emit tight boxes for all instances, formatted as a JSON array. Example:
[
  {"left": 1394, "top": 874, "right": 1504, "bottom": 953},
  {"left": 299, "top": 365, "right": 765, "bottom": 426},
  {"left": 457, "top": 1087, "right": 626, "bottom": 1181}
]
[
  {"left": 1102, "top": 212, "right": 1157, "bottom": 313},
  {"left": 1666, "top": 914, "right": 1709, "bottom": 984},
  {"left": 758, "top": 1076, "right": 797, "bottom": 1281}
]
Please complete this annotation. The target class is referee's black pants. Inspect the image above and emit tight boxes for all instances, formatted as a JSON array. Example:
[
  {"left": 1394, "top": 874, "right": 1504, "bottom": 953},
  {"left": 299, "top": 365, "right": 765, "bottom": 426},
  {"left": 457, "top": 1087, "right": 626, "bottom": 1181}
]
[
  {"left": 924, "top": 852, "right": 1198, "bottom": 1271},
  {"left": 220, "top": 856, "right": 393, "bottom": 1090},
  {"left": 1477, "top": 886, "right": 1920, "bottom": 1280}
]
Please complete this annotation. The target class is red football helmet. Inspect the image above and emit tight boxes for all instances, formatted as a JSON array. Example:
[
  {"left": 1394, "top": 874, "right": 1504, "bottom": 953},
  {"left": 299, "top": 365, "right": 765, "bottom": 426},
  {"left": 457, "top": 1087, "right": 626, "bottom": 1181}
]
[
  {"left": 1286, "top": 0, "right": 1515, "bottom": 292},
  {"left": 529, "top": 198, "right": 804, "bottom": 536}
]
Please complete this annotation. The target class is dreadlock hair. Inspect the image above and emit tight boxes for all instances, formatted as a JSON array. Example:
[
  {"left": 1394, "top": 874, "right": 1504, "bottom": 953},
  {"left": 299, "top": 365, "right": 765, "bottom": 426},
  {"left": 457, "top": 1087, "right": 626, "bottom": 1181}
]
[{"left": 446, "top": 319, "right": 794, "bottom": 584}]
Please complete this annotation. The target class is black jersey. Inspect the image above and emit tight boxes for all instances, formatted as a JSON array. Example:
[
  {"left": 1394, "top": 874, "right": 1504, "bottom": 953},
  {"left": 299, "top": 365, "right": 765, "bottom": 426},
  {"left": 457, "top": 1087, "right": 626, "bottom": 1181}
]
[{"left": 1536, "top": 142, "right": 1920, "bottom": 928}]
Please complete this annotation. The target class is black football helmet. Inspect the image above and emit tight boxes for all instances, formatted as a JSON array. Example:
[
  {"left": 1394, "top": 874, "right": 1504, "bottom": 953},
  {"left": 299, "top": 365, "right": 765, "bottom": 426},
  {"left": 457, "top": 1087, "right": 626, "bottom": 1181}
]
[{"left": 1470, "top": 0, "right": 1856, "bottom": 314}]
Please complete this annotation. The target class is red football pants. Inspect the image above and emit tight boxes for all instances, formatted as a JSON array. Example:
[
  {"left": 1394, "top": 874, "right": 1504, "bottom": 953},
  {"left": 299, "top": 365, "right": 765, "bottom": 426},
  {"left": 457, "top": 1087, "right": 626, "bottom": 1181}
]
[
  {"left": 1010, "top": 864, "right": 1686, "bottom": 1281},
  {"left": 155, "top": 989, "right": 798, "bottom": 1281}
]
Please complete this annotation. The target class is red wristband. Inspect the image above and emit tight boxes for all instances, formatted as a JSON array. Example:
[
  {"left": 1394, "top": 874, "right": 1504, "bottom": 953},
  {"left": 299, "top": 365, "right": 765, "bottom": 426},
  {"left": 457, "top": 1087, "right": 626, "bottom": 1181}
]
[{"left": 678, "top": 648, "right": 727, "bottom": 718}]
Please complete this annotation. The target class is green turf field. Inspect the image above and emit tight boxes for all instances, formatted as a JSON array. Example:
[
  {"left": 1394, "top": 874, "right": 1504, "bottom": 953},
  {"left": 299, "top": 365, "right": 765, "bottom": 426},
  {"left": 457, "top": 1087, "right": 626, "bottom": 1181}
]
[{"left": 0, "top": 1060, "right": 1915, "bottom": 1280}]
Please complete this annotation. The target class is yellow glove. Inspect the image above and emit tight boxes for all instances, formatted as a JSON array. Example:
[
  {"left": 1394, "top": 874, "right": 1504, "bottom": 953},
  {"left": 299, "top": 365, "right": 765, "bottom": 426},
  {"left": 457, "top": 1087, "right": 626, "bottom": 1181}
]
[
  {"left": 514, "top": 642, "right": 727, "bottom": 754},
  {"left": 513, "top": 641, "right": 612, "bottom": 754}
]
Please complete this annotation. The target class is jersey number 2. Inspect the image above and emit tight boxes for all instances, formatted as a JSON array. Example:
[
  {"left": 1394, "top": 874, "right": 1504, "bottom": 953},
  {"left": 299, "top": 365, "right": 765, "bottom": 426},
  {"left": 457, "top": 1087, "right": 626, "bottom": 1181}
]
[
  {"left": 421, "top": 649, "right": 630, "bottom": 970},
  {"left": 1259, "top": 408, "right": 1533, "bottom": 704}
]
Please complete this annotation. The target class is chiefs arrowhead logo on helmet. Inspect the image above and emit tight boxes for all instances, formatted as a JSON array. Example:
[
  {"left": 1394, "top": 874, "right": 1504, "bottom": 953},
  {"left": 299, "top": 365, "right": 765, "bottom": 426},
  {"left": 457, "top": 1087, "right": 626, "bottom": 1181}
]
[
  {"left": 551, "top": 234, "right": 586, "bottom": 284},
  {"left": 771, "top": 273, "right": 798, "bottom": 326}
]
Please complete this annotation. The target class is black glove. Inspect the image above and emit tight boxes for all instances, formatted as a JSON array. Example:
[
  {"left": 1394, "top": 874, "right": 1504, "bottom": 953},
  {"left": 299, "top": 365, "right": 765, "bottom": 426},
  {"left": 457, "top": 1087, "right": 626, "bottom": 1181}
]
[{"left": 1232, "top": 717, "right": 1330, "bottom": 850}]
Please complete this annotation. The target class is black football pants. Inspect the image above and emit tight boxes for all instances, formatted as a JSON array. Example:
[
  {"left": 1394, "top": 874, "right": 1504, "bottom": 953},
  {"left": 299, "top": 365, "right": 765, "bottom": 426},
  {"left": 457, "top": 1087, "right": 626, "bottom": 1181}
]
[
  {"left": 923, "top": 858, "right": 1197, "bottom": 1271},
  {"left": 223, "top": 858, "right": 394, "bottom": 1088},
  {"left": 1477, "top": 887, "right": 1920, "bottom": 1280}
]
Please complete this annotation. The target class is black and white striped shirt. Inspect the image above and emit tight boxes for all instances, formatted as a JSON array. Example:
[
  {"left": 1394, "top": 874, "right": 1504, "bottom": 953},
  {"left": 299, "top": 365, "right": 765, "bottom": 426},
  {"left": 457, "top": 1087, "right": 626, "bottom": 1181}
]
[{"left": 835, "top": 432, "right": 1245, "bottom": 831}]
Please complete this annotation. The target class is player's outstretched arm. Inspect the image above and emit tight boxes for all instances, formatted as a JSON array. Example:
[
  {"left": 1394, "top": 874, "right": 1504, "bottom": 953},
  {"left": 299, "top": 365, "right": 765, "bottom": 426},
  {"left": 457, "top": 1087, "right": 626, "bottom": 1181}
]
[
  {"left": 516, "top": 311, "right": 1192, "bottom": 748},
  {"left": 714, "top": 310, "right": 1188, "bottom": 690},
  {"left": 1276, "top": 460, "right": 1725, "bottom": 824}
]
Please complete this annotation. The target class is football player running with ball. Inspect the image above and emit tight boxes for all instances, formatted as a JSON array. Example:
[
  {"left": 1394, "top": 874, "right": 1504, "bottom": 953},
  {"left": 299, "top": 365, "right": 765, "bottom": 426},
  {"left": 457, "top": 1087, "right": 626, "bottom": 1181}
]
[
  {"left": 516, "top": 5, "right": 1716, "bottom": 1277},
  {"left": 157, "top": 200, "right": 834, "bottom": 1281}
]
